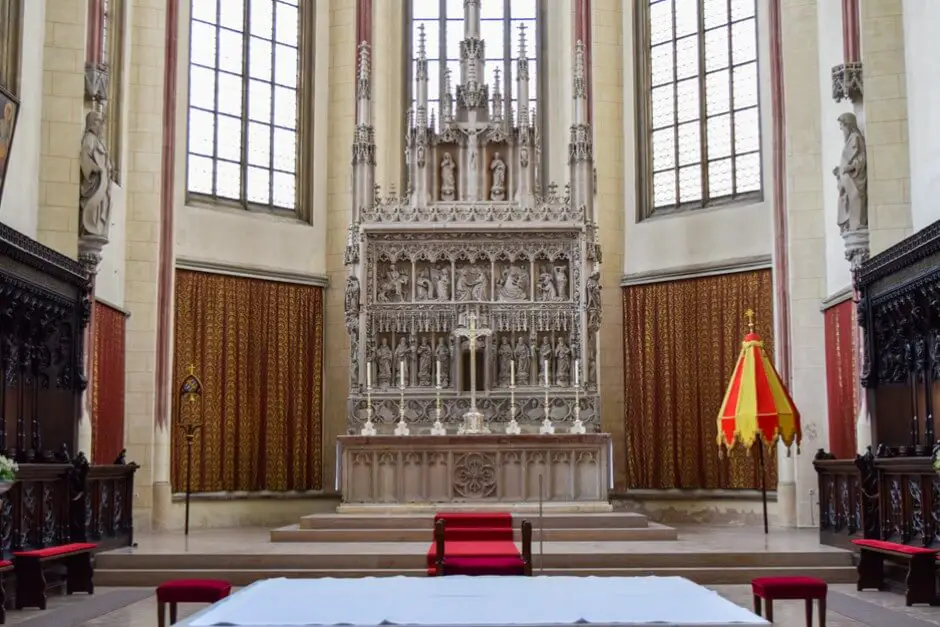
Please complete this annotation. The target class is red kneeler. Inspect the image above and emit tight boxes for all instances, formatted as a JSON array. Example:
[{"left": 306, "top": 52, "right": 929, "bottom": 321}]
[
  {"left": 427, "top": 512, "right": 533, "bottom": 576},
  {"left": 751, "top": 577, "right": 827, "bottom": 626},
  {"left": 156, "top": 579, "right": 231, "bottom": 627}
]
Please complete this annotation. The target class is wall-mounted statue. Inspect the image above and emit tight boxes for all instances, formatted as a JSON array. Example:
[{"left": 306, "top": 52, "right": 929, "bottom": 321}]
[
  {"left": 441, "top": 152, "right": 456, "bottom": 201},
  {"left": 833, "top": 112, "right": 868, "bottom": 234},
  {"left": 490, "top": 152, "right": 506, "bottom": 200},
  {"left": 376, "top": 338, "right": 393, "bottom": 388},
  {"left": 435, "top": 338, "right": 451, "bottom": 387},
  {"left": 394, "top": 337, "right": 410, "bottom": 385},
  {"left": 586, "top": 271, "right": 602, "bottom": 331},
  {"left": 497, "top": 336, "right": 514, "bottom": 387},
  {"left": 538, "top": 337, "right": 552, "bottom": 382},
  {"left": 345, "top": 276, "right": 360, "bottom": 317},
  {"left": 514, "top": 337, "right": 531, "bottom": 385},
  {"left": 417, "top": 337, "right": 433, "bottom": 387},
  {"left": 555, "top": 337, "right": 572, "bottom": 386},
  {"left": 79, "top": 110, "right": 113, "bottom": 244},
  {"left": 496, "top": 264, "right": 528, "bottom": 302}
]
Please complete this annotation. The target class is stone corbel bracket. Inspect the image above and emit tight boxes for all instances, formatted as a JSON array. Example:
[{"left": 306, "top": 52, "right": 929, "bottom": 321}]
[
  {"left": 832, "top": 62, "right": 863, "bottom": 103},
  {"left": 84, "top": 63, "right": 110, "bottom": 107}
]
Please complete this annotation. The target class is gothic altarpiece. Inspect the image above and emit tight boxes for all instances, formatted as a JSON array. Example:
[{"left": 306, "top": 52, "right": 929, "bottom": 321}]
[{"left": 344, "top": 1, "right": 601, "bottom": 435}]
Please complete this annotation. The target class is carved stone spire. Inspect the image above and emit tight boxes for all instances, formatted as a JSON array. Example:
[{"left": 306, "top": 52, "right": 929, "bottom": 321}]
[
  {"left": 568, "top": 40, "right": 594, "bottom": 219},
  {"left": 516, "top": 23, "right": 530, "bottom": 129},
  {"left": 352, "top": 41, "right": 376, "bottom": 217}
]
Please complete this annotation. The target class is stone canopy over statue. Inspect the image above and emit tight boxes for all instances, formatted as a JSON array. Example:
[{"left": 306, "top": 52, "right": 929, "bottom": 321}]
[{"left": 342, "top": 0, "right": 601, "bottom": 435}]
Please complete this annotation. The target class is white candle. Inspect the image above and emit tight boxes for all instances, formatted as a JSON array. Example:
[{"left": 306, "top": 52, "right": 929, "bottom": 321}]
[
  {"left": 400, "top": 361, "right": 405, "bottom": 387},
  {"left": 543, "top": 360, "right": 549, "bottom": 386},
  {"left": 367, "top": 362, "right": 372, "bottom": 388},
  {"left": 436, "top": 360, "right": 441, "bottom": 386},
  {"left": 574, "top": 359, "right": 580, "bottom": 387},
  {"left": 510, "top": 360, "right": 515, "bottom": 385}
]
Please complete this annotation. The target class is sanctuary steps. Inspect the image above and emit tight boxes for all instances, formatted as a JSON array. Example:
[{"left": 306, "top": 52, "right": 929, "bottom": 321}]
[{"left": 94, "top": 525, "right": 856, "bottom": 587}]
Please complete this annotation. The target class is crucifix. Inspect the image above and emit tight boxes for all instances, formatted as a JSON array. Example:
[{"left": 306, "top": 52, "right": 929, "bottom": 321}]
[{"left": 453, "top": 311, "right": 492, "bottom": 434}]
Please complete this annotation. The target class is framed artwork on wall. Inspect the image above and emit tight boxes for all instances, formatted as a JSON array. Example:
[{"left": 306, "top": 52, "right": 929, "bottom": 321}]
[{"left": 0, "top": 85, "right": 19, "bottom": 204}]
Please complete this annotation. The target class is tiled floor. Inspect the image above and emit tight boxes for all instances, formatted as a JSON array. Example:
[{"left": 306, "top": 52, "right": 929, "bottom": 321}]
[{"left": 3, "top": 583, "right": 939, "bottom": 627}]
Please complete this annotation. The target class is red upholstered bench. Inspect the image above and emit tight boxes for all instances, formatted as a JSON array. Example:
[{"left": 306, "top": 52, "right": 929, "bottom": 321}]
[
  {"left": 157, "top": 579, "right": 232, "bottom": 627},
  {"left": 751, "top": 577, "right": 827, "bottom": 626},
  {"left": 852, "top": 538, "right": 939, "bottom": 606},
  {"left": 429, "top": 514, "right": 533, "bottom": 577},
  {"left": 13, "top": 542, "right": 96, "bottom": 611},
  {"left": 0, "top": 560, "right": 12, "bottom": 624}
]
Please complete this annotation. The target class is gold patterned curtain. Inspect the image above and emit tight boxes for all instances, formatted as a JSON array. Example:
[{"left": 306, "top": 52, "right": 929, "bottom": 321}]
[
  {"left": 623, "top": 269, "right": 777, "bottom": 490},
  {"left": 171, "top": 270, "right": 324, "bottom": 493}
]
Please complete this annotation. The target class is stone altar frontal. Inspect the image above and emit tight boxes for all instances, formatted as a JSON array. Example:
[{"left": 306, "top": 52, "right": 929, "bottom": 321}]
[{"left": 337, "top": 434, "right": 612, "bottom": 512}]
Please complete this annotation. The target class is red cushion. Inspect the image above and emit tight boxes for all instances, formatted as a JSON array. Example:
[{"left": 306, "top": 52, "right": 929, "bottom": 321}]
[
  {"left": 852, "top": 539, "right": 939, "bottom": 556},
  {"left": 752, "top": 577, "right": 827, "bottom": 600},
  {"left": 0, "top": 560, "right": 12, "bottom": 570},
  {"left": 443, "top": 527, "right": 515, "bottom": 542},
  {"left": 14, "top": 542, "right": 97, "bottom": 559},
  {"left": 427, "top": 540, "right": 521, "bottom": 568},
  {"left": 157, "top": 579, "right": 232, "bottom": 604},
  {"left": 441, "top": 556, "right": 525, "bottom": 576}
]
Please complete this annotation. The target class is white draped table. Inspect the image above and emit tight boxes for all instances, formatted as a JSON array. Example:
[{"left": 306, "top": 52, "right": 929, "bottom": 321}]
[{"left": 180, "top": 576, "right": 768, "bottom": 627}]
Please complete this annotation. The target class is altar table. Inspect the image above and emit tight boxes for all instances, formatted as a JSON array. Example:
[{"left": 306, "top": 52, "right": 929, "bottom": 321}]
[
  {"left": 337, "top": 434, "right": 612, "bottom": 512},
  {"left": 181, "top": 576, "right": 768, "bottom": 627}
]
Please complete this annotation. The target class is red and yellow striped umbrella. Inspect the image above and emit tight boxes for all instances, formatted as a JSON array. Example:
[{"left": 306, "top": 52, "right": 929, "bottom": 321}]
[{"left": 716, "top": 309, "right": 801, "bottom": 454}]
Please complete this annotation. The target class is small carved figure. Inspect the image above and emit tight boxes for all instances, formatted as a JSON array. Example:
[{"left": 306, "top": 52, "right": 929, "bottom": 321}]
[
  {"left": 440, "top": 152, "right": 456, "bottom": 200},
  {"left": 417, "top": 337, "right": 433, "bottom": 386},
  {"left": 415, "top": 267, "right": 433, "bottom": 300},
  {"left": 514, "top": 337, "right": 531, "bottom": 385},
  {"left": 490, "top": 152, "right": 506, "bottom": 200},
  {"left": 497, "top": 336, "right": 514, "bottom": 387},
  {"left": 456, "top": 264, "right": 489, "bottom": 301},
  {"left": 378, "top": 264, "right": 410, "bottom": 303},
  {"left": 435, "top": 338, "right": 451, "bottom": 387},
  {"left": 80, "top": 110, "right": 113, "bottom": 241},
  {"left": 496, "top": 265, "right": 528, "bottom": 302},
  {"left": 394, "top": 337, "right": 410, "bottom": 386},
  {"left": 417, "top": 146, "right": 426, "bottom": 168},
  {"left": 586, "top": 271, "right": 602, "bottom": 330},
  {"left": 344, "top": 276, "right": 360, "bottom": 316},
  {"left": 434, "top": 264, "right": 451, "bottom": 300},
  {"left": 537, "top": 266, "right": 557, "bottom": 301},
  {"left": 555, "top": 338, "right": 572, "bottom": 386},
  {"left": 376, "top": 338, "right": 393, "bottom": 388},
  {"left": 833, "top": 112, "right": 868, "bottom": 234},
  {"left": 538, "top": 337, "right": 553, "bottom": 383},
  {"left": 520, "top": 146, "right": 529, "bottom": 168},
  {"left": 554, "top": 265, "right": 568, "bottom": 300}
]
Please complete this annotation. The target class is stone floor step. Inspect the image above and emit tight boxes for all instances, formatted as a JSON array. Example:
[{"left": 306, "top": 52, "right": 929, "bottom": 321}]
[
  {"left": 298, "top": 512, "right": 651, "bottom": 530},
  {"left": 271, "top": 523, "right": 678, "bottom": 543},
  {"left": 95, "top": 565, "right": 856, "bottom": 588}
]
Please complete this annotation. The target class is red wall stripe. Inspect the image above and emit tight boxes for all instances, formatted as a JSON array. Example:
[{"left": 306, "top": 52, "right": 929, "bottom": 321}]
[{"left": 92, "top": 302, "right": 127, "bottom": 463}]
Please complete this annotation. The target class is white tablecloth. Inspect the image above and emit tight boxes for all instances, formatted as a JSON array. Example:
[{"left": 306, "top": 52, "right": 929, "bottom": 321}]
[{"left": 182, "top": 576, "right": 768, "bottom": 627}]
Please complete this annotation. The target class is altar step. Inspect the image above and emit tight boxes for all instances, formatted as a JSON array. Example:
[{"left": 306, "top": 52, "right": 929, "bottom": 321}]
[
  {"left": 271, "top": 522, "right": 676, "bottom": 543},
  {"left": 296, "top": 512, "right": 650, "bottom": 529}
]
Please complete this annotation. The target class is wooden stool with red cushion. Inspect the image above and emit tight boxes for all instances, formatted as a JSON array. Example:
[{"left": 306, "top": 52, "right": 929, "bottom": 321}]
[
  {"left": 751, "top": 576, "right": 827, "bottom": 626},
  {"left": 13, "top": 542, "right": 96, "bottom": 611},
  {"left": 156, "top": 579, "right": 231, "bottom": 627}
]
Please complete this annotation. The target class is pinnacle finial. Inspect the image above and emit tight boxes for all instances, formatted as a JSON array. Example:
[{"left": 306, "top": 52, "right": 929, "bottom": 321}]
[
  {"left": 573, "top": 40, "right": 587, "bottom": 99},
  {"left": 493, "top": 66, "right": 501, "bottom": 91},
  {"left": 744, "top": 308, "right": 756, "bottom": 332},
  {"left": 357, "top": 41, "right": 371, "bottom": 79},
  {"left": 518, "top": 22, "right": 528, "bottom": 58},
  {"left": 417, "top": 23, "right": 427, "bottom": 58}
]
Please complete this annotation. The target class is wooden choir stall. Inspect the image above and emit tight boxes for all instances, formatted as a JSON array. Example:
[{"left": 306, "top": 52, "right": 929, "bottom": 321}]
[
  {"left": 814, "top": 221, "right": 940, "bottom": 551},
  {"left": 0, "top": 224, "right": 137, "bottom": 571}
]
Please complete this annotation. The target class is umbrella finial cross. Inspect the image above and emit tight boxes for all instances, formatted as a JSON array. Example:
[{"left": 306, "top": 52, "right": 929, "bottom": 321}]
[{"left": 744, "top": 308, "right": 756, "bottom": 332}]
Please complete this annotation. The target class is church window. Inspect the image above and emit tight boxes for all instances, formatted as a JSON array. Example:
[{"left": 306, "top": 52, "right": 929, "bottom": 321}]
[
  {"left": 186, "top": 0, "right": 308, "bottom": 215},
  {"left": 409, "top": 0, "right": 540, "bottom": 129},
  {"left": 0, "top": 0, "right": 21, "bottom": 96},
  {"left": 637, "top": 0, "right": 762, "bottom": 217}
]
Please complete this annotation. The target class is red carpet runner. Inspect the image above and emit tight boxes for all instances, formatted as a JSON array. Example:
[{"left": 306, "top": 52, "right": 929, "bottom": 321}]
[{"left": 426, "top": 512, "right": 522, "bottom": 576}]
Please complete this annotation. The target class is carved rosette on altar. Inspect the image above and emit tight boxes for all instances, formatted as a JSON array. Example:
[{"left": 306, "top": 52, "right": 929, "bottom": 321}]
[{"left": 343, "top": 4, "right": 601, "bottom": 435}]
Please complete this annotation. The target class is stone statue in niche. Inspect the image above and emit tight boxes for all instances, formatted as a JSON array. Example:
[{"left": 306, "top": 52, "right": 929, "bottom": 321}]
[
  {"left": 555, "top": 338, "right": 572, "bottom": 386},
  {"left": 417, "top": 145, "right": 426, "bottom": 168},
  {"left": 833, "top": 112, "right": 868, "bottom": 234},
  {"left": 496, "top": 264, "right": 528, "bottom": 302},
  {"left": 415, "top": 267, "right": 433, "bottom": 301},
  {"left": 520, "top": 146, "right": 529, "bottom": 168},
  {"left": 394, "top": 337, "right": 410, "bottom": 386},
  {"left": 376, "top": 338, "right": 393, "bottom": 388},
  {"left": 377, "top": 264, "right": 410, "bottom": 303},
  {"left": 440, "top": 152, "right": 456, "bottom": 200},
  {"left": 538, "top": 337, "right": 553, "bottom": 383},
  {"left": 497, "top": 336, "right": 514, "bottom": 387},
  {"left": 586, "top": 271, "right": 602, "bottom": 330},
  {"left": 455, "top": 264, "right": 489, "bottom": 301},
  {"left": 79, "top": 110, "right": 113, "bottom": 243},
  {"left": 417, "top": 337, "right": 433, "bottom": 387},
  {"left": 433, "top": 264, "right": 452, "bottom": 301},
  {"left": 554, "top": 265, "right": 569, "bottom": 300},
  {"left": 344, "top": 276, "right": 360, "bottom": 317},
  {"left": 537, "top": 265, "right": 558, "bottom": 301},
  {"left": 435, "top": 338, "right": 451, "bottom": 387},
  {"left": 514, "top": 337, "right": 531, "bottom": 385},
  {"left": 490, "top": 152, "right": 507, "bottom": 200}
]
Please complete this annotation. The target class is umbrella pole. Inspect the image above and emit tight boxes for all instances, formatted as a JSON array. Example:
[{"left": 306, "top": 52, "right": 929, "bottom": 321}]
[{"left": 758, "top": 439, "right": 769, "bottom": 534}]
